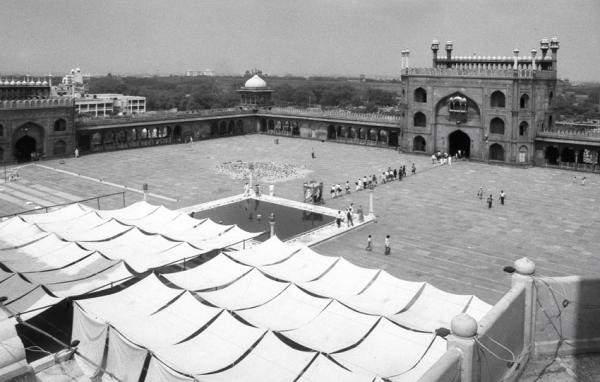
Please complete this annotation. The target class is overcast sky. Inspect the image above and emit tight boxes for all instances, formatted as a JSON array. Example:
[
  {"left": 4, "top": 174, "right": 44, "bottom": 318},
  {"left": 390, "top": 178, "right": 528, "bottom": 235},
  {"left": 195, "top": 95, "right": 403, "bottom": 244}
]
[{"left": 1, "top": 0, "right": 598, "bottom": 81}]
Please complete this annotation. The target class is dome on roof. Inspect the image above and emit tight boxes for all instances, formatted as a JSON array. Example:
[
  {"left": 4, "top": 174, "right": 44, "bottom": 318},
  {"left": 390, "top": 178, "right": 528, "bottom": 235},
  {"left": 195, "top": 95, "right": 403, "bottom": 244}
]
[
  {"left": 9, "top": 80, "right": 15, "bottom": 85},
  {"left": 16, "top": 81, "right": 21, "bottom": 85},
  {"left": 244, "top": 74, "right": 267, "bottom": 88},
  {"left": 29, "top": 80, "right": 35, "bottom": 85},
  {"left": 35, "top": 80, "right": 42, "bottom": 85},
  {"left": 42, "top": 80, "right": 48, "bottom": 85}
]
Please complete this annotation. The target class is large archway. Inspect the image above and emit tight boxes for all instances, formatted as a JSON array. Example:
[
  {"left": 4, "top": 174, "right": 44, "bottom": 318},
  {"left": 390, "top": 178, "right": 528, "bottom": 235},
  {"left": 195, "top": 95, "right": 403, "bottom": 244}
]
[
  {"left": 448, "top": 130, "right": 470, "bottom": 157},
  {"left": 15, "top": 135, "right": 37, "bottom": 162}
]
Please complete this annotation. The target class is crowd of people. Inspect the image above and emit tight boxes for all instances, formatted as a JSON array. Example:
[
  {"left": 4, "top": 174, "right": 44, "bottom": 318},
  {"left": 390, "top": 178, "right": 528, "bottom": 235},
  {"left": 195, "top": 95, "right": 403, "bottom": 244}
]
[
  {"left": 216, "top": 160, "right": 311, "bottom": 183},
  {"left": 329, "top": 163, "right": 417, "bottom": 199}
]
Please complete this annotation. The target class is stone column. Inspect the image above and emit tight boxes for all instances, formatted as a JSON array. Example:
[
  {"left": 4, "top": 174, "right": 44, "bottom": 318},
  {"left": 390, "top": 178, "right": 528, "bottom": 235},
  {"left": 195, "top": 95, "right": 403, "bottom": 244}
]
[
  {"left": 447, "top": 313, "right": 479, "bottom": 382},
  {"left": 511, "top": 257, "right": 537, "bottom": 356}
]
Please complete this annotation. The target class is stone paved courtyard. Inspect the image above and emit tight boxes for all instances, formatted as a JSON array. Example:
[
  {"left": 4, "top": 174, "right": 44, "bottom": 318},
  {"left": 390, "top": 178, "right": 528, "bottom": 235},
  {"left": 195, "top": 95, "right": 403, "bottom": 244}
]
[{"left": 1, "top": 134, "right": 599, "bottom": 304}]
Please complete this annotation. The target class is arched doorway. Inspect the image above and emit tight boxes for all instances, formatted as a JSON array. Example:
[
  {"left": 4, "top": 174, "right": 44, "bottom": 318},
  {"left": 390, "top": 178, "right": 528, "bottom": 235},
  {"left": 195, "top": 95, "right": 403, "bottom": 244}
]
[
  {"left": 327, "top": 125, "right": 336, "bottom": 140},
  {"left": 413, "top": 136, "right": 426, "bottom": 152},
  {"left": 15, "top": 135, "right": 37, "bottom": 162},
  {"left": 173, "top": 125, "right": 182, "bottom": 142},
  {"left": 489, "top": 143, "right": 505, "bottom": 161},
  {"left": 448, "top": 130, "right": 470, "bottom": 157}
]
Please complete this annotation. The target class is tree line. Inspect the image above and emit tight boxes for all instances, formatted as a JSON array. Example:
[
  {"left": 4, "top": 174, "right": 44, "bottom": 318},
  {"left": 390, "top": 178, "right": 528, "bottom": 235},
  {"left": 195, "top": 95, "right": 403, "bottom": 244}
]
[{"left": 88, "top": 75, "right": 400, "bottom": 113}]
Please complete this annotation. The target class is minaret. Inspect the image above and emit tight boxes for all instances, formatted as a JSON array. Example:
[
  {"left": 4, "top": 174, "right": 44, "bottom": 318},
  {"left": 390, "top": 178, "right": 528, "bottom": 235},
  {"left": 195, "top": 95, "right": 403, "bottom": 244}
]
[
  {"left": 540, "top": 38, "right": 549, "bottom": 60},
  {"left": 513, "top": 48, "right": 520, "bottom": 70},
  {"left": 531, "top": 49, "right": 537, "bottom": 71},
  {"left": 549, "top": 37, "right": 559, "bottom": 71},
  {"left": 445, "top": 41, "right": 453, "bottom": 68},
  {"left": 431, "top": 39, "right": 440, "bottom": 68}
]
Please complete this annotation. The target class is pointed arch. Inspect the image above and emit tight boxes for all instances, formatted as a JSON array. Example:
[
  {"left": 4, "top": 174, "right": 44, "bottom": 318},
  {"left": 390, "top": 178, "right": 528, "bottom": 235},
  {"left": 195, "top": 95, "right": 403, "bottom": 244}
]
[
  {"left": 490, "top": 117, "right": 505, "bottom": 135},
  {"left": 413, "top": 112, "right": 426, "bottom": 127},
  {"left": 413, "top": 136, "right": 426, "bottom": 152},
  {"left": 489, "top": 143, "right": 505, "bottom": 161},
  {"left": 490, "top": 91, "right": 505, "bottom": 108},
  {"left": 414, "top": 87, "right": 427, "bottom": 103}
]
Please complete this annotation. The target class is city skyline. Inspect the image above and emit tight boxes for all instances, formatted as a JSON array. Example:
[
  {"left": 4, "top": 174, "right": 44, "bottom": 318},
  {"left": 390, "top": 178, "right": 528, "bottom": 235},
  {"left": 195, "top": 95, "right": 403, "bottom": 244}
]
[{"left": 1, "top": 0, "right": 599, "bottom": 81}]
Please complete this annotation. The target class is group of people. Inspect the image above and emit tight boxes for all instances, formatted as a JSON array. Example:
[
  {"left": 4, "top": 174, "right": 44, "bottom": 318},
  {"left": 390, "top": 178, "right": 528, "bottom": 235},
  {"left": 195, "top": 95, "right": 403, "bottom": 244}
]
[
  {"left": 477, "top": 187, "right": 506, "bottom": 208},
  {"left": 329, "top": 163, "right": 417, "bottom": 199},
  {"left": 335, "top": 203, "right": 365, "bottom": 228},
  {"left": 366, "top": 234, "right": 391, "bottom": 255},
  {"left": 431, "top": 150, "right": 465, "bottom": 165}
]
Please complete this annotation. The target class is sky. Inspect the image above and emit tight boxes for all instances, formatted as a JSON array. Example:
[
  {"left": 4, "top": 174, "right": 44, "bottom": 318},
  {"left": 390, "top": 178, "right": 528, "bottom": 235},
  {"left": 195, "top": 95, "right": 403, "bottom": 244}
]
[{"left": 1, "top": 0, "right": 599, "bottom": 81}]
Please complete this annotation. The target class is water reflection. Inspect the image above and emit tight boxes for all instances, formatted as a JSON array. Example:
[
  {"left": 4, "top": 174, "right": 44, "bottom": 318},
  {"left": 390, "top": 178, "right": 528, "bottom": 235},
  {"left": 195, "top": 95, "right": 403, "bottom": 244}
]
[{"left": 194, "top": 199, "right": 334, "bottom": 241}]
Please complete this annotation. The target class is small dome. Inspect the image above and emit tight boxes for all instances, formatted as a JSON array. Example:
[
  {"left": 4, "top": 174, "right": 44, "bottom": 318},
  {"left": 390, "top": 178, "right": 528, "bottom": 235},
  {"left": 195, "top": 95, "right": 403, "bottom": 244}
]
[
  {"left": 16, "top": 81, "right": 21, "bottom": 85},
  {"left": 35, "top": 80, "right": 42, "bottom": 85},
  {"left": 9, "top": 79, "right": 15, "bottom": 85},
  {"left": 29, "top": 80, "right": 35, "bottom": 85},
  {"left": 42, "top": 80, "right": 48, "bottom": 85},
  {"left": 244, "top": 74, "right": 267, "bottom": 88}
]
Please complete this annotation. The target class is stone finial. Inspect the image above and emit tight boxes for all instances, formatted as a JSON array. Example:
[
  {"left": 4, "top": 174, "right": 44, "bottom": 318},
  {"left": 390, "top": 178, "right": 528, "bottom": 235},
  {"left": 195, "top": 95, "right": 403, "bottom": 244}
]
[
  {"left": 451, "top": 313, "right": 478, "bottom": 337},
  {"left": 431, "top": 39, "right": 440, "bottom": 51},
  {"left": 514, "top": 257, "right": 536, "bottom": 275}
]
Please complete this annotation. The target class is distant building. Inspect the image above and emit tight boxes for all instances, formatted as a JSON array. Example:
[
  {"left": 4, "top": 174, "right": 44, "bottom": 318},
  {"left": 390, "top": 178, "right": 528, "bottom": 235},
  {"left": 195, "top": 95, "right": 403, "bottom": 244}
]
[
  {"left": 51, "top": 68, "right": 147, "bottom": 116},
  {"left": 185, "top": 69, "right": 214, "bottom": 77},
  {"left": 76, "top": 94, "right": 146, "bottom": 116},
  {"left": 237, "top": 74, "right": 273, "bottom": 107},
  {"left": 0, "top": 76, "right": 75, "bottom": 161},
  {"left": 399, "top": 37, "right": 560, "bottom": 164}
]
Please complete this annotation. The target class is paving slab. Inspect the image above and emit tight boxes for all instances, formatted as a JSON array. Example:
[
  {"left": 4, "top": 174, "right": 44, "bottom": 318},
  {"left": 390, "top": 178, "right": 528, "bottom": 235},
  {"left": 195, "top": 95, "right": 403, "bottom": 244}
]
[{"left": 0, "top": 134, "right": 598, "bottom": 306}]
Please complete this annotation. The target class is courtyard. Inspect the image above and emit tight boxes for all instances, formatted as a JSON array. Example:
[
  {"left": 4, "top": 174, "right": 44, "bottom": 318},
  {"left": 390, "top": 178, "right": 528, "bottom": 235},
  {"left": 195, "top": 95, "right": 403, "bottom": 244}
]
[{"left": 1, "top": 134, "right": 599, "bottom": 304}]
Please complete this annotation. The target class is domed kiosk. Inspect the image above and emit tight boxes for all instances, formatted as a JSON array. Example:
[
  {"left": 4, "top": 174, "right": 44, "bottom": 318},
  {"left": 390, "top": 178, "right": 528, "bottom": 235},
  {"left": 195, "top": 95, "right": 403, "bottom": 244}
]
[{"left": 237, "top": 74, "right": 273, "bottom": 108}]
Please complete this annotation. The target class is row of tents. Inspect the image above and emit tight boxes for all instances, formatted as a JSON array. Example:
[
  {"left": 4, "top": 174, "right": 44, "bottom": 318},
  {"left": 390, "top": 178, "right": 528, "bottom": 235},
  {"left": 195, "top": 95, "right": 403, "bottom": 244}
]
[{"left": 0, "top": 202, "right": 491, "bottom": 381}]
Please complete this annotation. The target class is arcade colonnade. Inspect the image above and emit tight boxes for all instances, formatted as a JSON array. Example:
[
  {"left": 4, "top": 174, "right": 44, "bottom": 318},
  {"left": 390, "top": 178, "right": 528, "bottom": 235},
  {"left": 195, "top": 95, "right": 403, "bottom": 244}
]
[
  {"left": 539, "top": 142, "right": 600, "bottom": 169},
  {"left": 76, "top": 118, "right": 248, "bottom": 153},
  {"left": 258, "top": 117, "right": 401, "bottom": 148}
]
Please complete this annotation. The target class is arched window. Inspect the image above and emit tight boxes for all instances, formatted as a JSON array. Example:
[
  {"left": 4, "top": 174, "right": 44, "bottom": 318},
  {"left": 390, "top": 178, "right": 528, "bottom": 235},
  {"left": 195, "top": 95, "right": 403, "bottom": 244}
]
[
  {"left": 490, "top": 117, "right": 505, "bottom": 135},
  {"left": 54, "top": 118, "right": 67, "bottom": 131},
  {"left": 549, "top": 91, "right": 554, "bottom": 105},
  {"left": 0, "top": 147, "right": 4, "bottom": 161},
  {"left": 414, "top": 112, "right": 426, "bottom": 127},
  {"left": 368, "top": 129, "right": 378, "bottom": 141},
  {"left": 490, "top": 91, "right": 505, "bottom": 108},
  {"left": 519, "top": 146, "right": 528, "bottom": 163},
  {"left": 489, "top": 143, "right": 505, "bottom": 161},
  {"left": 413, "top": 136, "right": 426, "bottom": 152},
  {"left": 519, "top": 121, "right": 529, "bottom": 136},
  {"left": 520, "top": 94, "right": 529, "bottom": 109},
  {"left": 53, "top": 140, "right": 67, "bottom": 155},
  {"left": 359, "top": 128, "right": 366, "bottom": 140},
  {"left": 414, "top": 88, "right": 427, "bottom": 103},
  {"left": 0, "top": 124, "right": 3, "bottom": 137}
]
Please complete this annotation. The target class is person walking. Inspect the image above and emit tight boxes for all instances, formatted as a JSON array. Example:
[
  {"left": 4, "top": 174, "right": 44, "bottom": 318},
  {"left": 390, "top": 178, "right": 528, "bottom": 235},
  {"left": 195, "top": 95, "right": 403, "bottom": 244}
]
[
  {"left": 477, "top": 187, "right": 484, "bottom": 200},
  {"left": 255, "top": 183, "right": 261, "bottom": 197},
  {"left": 366, "top": 234, "right": 372, "bottom": 251},
  {"left": 487, "top": 194, "right": 493, "bottom": 209},
  {"left": 500, "top": 190, "right": 506, "bottom": 205},
  {"left": 346, "top": 208, "right": 354, "bottom": 227},
  {"left": 411, "top": 163, "right": 416, "bottom": 175},
  {"left": 311, "top": 148, "right": 315, "bottom": 159},
  {"left": 357, "top": 205, "right": 364, "bottom": 223},
  {"left": 582, "top": 177, "right": 587, "bottom": 186},
  {"left": 336, "top": 211, "right": 343, "bottom": 228},
  {"left": 384, "top": 235, "right": 391, "bottom": 255}
]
